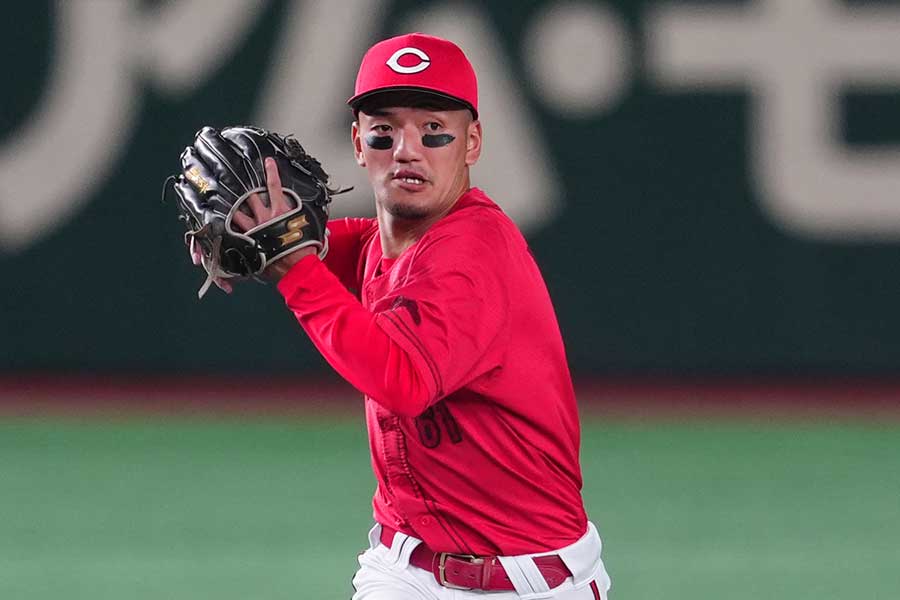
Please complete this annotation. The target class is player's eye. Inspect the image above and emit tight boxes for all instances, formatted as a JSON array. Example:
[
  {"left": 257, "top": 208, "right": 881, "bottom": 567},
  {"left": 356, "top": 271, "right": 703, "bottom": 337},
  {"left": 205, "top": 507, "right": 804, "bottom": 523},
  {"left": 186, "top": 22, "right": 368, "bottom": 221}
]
[
  {"left": 424, "top": 122, "right": 442, "bottom": 132},
  {"left": 373, "top": 124, "right": 392, "bottom": 133}
]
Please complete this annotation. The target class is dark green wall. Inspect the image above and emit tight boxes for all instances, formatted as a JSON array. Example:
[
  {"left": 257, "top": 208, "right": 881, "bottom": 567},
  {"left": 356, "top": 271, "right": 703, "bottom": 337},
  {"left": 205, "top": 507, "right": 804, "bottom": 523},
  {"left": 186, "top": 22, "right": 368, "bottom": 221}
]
[{"left": 4, "top": 1, "right": 900, "bottom": 375}]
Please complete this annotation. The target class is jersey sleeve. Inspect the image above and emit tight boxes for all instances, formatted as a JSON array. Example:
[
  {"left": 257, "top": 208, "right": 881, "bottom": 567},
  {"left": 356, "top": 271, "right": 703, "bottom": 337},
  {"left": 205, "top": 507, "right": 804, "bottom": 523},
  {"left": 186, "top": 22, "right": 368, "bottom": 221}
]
[
  {"left": 277, "top": 233, "right": 508, "bottom": 417},
  {"left": 322, "top": 217, "right": 376, "bottom": 292},
  {"left": 278, "top": 255, "right": 435, "bottom": 416}
]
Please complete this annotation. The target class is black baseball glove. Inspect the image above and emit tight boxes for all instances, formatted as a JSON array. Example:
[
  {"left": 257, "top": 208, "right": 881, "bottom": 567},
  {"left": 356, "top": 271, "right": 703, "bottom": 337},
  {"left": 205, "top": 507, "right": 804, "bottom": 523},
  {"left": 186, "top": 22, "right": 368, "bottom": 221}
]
[{"left": 167, "top": 125, "right": 342, "bottom": 298}]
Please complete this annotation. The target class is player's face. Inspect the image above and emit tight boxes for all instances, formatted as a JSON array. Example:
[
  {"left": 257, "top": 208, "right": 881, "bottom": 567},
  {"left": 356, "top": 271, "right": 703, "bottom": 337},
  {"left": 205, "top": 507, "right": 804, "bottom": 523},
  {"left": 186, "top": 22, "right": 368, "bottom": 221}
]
[{"left": 352, "top": 105, "right": 482, "bottom": 221}]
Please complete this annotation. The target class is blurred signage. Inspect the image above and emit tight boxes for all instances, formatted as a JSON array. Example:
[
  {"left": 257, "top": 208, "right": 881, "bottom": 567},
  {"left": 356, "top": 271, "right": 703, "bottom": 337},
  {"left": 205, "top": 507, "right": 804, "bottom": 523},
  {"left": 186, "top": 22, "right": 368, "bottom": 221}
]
[
  {"left": 3, "top": 1, "right": 900, "bottom": 374},
  {"left": 5, "top": 0, "right": 900, "bottom": 252}
]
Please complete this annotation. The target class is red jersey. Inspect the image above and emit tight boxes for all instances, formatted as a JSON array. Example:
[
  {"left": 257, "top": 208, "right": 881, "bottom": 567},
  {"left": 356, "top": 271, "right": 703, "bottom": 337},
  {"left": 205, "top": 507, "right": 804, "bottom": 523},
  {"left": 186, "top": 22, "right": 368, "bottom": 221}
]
[{"left": 277, "top": 188, "right": 587, "bottom": 556}]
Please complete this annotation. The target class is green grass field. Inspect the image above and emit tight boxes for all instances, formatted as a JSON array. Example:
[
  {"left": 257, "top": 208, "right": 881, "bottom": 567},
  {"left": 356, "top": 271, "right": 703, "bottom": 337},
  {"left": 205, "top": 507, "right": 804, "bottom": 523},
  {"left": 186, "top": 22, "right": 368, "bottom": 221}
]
[{"left": 1, "top": 416, "right": 898, "bottom": 599}]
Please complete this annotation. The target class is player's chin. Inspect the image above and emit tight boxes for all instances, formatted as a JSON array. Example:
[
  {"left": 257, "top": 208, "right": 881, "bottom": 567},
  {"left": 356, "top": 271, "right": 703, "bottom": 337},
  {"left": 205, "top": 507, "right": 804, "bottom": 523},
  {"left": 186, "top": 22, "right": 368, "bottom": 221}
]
[{"left": 383, "top": 200, "right": 433, "bottom": 220}]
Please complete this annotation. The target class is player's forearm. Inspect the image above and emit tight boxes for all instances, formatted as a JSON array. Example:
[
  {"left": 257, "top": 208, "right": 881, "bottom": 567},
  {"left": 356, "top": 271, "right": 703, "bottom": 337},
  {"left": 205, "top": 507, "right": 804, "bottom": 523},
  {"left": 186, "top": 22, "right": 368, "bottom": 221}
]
[{"left": 277, "top": 255, "right": 437, "bottom": 416}]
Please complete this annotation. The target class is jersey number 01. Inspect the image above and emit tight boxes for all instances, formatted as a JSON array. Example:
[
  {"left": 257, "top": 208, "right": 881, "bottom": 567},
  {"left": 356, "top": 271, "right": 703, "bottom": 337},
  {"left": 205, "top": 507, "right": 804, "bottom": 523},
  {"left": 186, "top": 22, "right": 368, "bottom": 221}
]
[{"left": 414, "top": 403, "right": 463, "bottom": 449}]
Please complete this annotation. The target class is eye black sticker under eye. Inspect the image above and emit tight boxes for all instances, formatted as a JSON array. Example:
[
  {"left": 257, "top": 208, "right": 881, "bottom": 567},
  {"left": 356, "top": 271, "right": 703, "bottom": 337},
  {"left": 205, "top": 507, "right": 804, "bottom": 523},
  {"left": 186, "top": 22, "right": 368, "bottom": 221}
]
[
  {"left": 422, "top": 133, "right": 455, "bottom": 147},
  {"left": 365, "top": 133, "right": 393, "bottom": 150}
]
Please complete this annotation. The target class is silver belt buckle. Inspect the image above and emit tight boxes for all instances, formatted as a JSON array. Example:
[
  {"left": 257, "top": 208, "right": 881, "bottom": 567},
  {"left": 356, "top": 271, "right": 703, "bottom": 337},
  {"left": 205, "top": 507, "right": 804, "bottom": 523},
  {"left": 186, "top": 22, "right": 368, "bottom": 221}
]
[{"left": 438, "top": 552, "right": 484, "bottom": 590}]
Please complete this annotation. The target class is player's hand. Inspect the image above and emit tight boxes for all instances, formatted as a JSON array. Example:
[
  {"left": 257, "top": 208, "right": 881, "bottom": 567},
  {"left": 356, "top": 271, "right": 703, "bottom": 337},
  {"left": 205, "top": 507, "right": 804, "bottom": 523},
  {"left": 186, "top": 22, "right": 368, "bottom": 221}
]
[
  {"left": 230, "top": 157, "right": 317, "bottom": 280},
  {"left": 230, "top": 158, "right": 293, "bottom": 231}
]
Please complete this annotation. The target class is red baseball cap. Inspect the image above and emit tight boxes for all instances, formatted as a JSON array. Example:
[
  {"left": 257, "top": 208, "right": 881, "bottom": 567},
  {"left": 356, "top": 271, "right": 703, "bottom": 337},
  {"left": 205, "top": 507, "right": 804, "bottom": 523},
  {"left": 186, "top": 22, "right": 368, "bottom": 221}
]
[{"left": 348, "top": 33, "right": 478, "bottom": 118}]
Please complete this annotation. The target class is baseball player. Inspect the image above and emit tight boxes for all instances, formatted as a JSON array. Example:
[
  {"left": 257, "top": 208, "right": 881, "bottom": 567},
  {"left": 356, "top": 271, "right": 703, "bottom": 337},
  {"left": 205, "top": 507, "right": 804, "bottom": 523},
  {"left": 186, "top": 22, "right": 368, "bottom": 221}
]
[{"left": 223, "top": 33, "right": 612, "bottom": 599}]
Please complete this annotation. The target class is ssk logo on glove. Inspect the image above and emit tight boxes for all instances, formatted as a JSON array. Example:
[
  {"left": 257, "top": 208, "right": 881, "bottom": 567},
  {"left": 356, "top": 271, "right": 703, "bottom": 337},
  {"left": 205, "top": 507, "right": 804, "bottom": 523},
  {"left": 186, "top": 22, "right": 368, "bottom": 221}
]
[
  {"left": 185, "top": 167, "right": 210, "bottom": 194},
  {"left": 278, "top": 215, "right": 309, "bottom": 246}
]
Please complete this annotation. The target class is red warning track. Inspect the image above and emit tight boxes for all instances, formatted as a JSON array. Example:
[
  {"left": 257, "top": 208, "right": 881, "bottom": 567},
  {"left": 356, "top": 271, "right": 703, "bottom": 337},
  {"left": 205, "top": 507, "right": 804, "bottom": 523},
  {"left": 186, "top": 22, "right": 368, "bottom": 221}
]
[
  {"left": 0, "top": 375, "right": 899, "bottom": 420},
  {"left": 0, "top": 375, "right": 358, "bottom": 418}
]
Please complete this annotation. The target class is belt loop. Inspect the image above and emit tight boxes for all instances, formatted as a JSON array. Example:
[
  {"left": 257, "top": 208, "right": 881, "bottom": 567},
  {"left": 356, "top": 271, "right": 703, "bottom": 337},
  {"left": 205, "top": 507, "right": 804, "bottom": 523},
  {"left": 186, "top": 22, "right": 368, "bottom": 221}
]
[
  {"left": 380, "top": 528, "right": 422, "bottom": 569},
  {"left": 496, "top": 555, "right": 553, "bottom": 599},
  {"left": 384, "top": 532, "right": 405, "bottom": 563},
  {"left": 396, "top": 534, "right": 420, "bottom": 567},
  {"left": 481, "top": 557, "right": 499, "bottom": 589},
  {"left": 367, "top": 523, "right": 382, "bottom": 550}
]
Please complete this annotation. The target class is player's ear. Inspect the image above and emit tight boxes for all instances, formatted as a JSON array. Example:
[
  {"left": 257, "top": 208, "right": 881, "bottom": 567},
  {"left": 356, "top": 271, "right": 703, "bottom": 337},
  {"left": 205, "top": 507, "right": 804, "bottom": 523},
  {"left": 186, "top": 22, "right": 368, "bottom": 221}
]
[
  {"left": 351, "top": 121, "right": 366, "bottom": 167},
  {"left": 464, "top": 119, "right": 482, "bottom": 166}
]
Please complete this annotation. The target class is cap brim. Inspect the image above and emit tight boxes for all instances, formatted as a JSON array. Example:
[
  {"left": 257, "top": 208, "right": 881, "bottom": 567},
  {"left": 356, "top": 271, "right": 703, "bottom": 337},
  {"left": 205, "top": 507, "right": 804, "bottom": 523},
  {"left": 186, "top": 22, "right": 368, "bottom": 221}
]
[{"left": 348, "top": 86, "right": 477, "bottom": 119}]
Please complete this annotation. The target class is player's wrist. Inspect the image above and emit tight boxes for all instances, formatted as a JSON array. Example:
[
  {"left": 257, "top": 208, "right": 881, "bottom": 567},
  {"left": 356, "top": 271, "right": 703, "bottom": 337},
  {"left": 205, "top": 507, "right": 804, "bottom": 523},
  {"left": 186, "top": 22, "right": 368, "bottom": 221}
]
[{"left": 263, "top": 246, "right": 318, "bottom": 281}]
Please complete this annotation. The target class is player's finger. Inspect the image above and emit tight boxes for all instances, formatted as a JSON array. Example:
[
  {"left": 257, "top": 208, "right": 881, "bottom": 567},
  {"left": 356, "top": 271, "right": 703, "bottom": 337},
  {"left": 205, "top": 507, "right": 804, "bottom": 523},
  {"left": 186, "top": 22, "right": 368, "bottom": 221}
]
[
  {"left": 265, "top": 158, "right": 291, "bottom": 212},
  {"left": 246, "top": 191, "right": 269, "bottom": 222},
  {"left": 215, "top": 278, "right": 233, "bottom": 294},
  {"left": 231, "top": 208, "right": 256, "bottom": 232},
  {"left": 190, "top": 238, "right": 201, "bottom": 265}
]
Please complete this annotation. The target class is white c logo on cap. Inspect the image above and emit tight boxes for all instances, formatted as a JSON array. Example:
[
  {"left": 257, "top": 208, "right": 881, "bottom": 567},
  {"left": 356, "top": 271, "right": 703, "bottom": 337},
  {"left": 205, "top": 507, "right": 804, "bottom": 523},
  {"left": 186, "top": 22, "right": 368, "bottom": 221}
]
[{"left": 386, "top": 47, "right": 431, "bottom": 74}]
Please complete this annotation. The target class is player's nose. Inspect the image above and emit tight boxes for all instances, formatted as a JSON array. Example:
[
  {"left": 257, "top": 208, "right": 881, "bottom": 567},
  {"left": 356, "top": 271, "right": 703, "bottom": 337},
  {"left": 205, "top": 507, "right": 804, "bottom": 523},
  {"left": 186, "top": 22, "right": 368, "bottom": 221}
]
[{"left": 392, "top": 126, "right": 423, "bottom": 162}]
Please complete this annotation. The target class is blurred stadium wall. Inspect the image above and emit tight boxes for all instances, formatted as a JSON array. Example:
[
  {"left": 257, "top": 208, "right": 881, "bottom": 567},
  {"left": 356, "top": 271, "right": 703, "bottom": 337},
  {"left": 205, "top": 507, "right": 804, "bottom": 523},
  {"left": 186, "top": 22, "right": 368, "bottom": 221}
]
[{"left": 4, "top": 0, "right": 900, "bottom": 397}]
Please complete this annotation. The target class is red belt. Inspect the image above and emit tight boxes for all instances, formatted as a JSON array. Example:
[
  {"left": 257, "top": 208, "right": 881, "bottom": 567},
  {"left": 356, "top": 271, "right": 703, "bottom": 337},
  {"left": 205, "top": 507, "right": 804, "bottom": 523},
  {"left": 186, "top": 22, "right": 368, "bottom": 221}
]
[{"left": 379, "top": 526, "right": 572, "bottom": 591}]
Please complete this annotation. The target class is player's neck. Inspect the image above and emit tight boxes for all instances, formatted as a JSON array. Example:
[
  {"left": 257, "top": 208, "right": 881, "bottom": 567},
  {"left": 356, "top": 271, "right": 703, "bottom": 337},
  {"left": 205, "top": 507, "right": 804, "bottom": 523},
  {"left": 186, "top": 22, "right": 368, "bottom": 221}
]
[{"left": 377, "top": 209, "right": 445, "bottom": 259}]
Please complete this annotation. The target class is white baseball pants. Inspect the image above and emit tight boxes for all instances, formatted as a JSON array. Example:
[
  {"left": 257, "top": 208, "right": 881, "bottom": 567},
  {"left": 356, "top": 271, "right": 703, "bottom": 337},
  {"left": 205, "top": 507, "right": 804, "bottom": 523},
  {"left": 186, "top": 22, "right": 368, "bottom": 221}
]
[{"left": 351, "top": 523, "right": 611, "bottom": 600}]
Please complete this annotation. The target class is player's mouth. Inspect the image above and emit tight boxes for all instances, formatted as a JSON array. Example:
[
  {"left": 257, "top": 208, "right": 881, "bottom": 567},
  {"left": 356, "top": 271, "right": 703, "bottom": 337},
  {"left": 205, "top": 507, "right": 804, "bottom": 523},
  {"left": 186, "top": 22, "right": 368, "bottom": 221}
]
[{"left": 392, "top": 169, "right": 429, "bottom": 191}]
